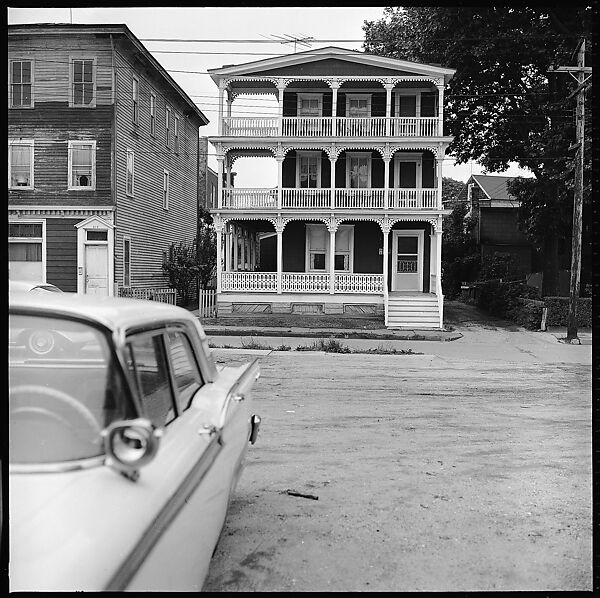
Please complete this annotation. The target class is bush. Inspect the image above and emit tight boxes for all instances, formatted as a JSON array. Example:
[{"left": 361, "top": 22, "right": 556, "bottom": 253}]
[
  {"left": 544, "top": 297, "right": 592, "bottom": 327},
  {"left": 506, "top": 298, "right": 545, "bottom": 330},
  {"left": 474, "top": 280, "right": 542, "bottom": 324}
]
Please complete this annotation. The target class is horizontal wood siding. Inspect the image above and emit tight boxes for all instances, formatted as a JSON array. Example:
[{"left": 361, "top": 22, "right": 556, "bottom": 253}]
[
  {"left": 112, "top": 42, "right": 205, "bottom": 289},
  {"left": 46, "top": 218, "right": 79, "bottom": 291}
]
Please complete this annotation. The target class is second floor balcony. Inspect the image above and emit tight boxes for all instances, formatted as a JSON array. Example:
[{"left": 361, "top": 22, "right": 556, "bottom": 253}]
[
  {"left": 219, "top": 187, "right": 440, "bottom": 211},
  {"left": 222, "top": 116, "right": 441, "bottom": 138}
]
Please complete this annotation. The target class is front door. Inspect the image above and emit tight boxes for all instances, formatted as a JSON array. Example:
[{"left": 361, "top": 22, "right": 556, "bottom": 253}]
[
  {"left": 85, "top": 244, "right": 108, "bottom": 295},
  {"left": 392, "top": 230, "right": 423, "bottom": 291}
]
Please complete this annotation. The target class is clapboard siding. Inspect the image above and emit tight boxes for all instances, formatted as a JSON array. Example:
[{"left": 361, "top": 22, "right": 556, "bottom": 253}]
[
  {"left": 46, "top": 218, "right": 79, "bottom": 292},
  {"left": 8, "top": 103, "right": 113, "bottom": 207},
  {"left": 112, "top": 41, "right": 204, "bottom": 288}
]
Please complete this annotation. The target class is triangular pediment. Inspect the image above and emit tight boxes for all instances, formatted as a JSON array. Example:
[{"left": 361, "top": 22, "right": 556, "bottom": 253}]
[
  {"left": 75, "top": 215, "right": 114, "bottom": 230},
  {"left": 209, "top": 46, "right": 455, "bottom": 84}
]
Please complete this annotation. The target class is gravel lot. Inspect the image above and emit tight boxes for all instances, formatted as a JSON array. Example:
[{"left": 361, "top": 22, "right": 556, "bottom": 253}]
[{"left": 202, "top": 317, "right": 592, "bottom": 592}]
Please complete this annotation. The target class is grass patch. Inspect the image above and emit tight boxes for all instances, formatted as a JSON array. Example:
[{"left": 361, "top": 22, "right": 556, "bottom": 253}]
[{"left": 296, "top": 338, "right": 351, "bottom": 353}]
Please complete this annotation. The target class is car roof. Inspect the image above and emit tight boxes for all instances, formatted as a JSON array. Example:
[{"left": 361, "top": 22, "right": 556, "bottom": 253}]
[{"left": 9, "top": 291, "right": 201, "bottom": 336}]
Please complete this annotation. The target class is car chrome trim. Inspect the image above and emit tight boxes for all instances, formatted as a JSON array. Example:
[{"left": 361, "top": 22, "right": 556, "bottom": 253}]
[
  {"left": 9, "top": 455, "right": 106, "bottom": 474},
  {"left": 103, "top": 432, "right": 223, "bottom": 591}
]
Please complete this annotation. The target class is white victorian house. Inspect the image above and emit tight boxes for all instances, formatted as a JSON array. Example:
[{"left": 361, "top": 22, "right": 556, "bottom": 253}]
[{"left": 208, "top": 47, "right": 455, "bottom": 328}]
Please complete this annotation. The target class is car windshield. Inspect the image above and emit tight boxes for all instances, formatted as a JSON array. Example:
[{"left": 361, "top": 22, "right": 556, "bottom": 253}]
[{"left": 9, "top": 313, "right": 131, "bottom": 465}]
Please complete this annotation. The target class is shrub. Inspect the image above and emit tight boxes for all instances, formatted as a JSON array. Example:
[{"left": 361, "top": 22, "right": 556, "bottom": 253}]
[
  {"left": 296, "top": 338, "right": 351, "bottom": 353},
  {"left": 544, "top": 297, "right": 592, "bottom": 327},
  {"left": 506, "top": 298, "right": 545, "bottom": 330}
]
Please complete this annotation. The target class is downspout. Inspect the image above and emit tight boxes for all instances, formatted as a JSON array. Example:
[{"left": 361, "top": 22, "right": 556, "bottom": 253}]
[{"left": 110, "top": 34, "right": 118, "bottom": 296}]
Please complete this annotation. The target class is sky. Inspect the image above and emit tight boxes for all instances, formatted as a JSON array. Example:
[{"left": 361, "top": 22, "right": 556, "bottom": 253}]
[{"left": 7, "top": 6, "right": 533, "bottom": 185}]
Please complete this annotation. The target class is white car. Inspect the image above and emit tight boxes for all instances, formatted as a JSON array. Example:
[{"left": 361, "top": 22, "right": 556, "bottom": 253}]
[
  {"left": 9, "top": 279, "right": 64, "bottom": 294},
  {"left": 8, "top": 291, "right": 261, "bottom": 591}
]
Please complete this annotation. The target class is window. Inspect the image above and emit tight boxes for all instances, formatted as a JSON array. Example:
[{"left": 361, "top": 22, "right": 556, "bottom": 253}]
[
  {"left": 150, "top": 93, "right": 156, "bottom": 136},
  {"left": 393, "top": 154, "right": 422, "bottom": 189},
  {"left": 163, "top": 170, "right": 170, "bottom": 210},
  {"left": 346, "top": 152, "right": 371, "bottom": 189},
  {"left": 132, "top": 77, "right": 139, "bottom": 124},
  {"left": 123, "top": 237, "right": 131, "bottom": 287},
  {"left": 126, "top": 149, "right": 134, "bottom": 196},
  {"left": 127, "top": 333, "right": 175, "bottom": 427},
  {"left": 346, "top": 94, "right": 371, "bottom": 118},
  {"left": 174, "top": 116, "right": 179, "bottom": 154},
  {"left": 10, "top": 60, "right": 33, "bottom": 108},
  {"left": 9, "top": 221, "right": 44, "bottom": 281},
  {"left": 306, "top": 224, "right": 327, "bottom": 271},
  {"left": 9, "top": 140, "right": 34, "bottom": 189},
  {"left": 334, "top": 225, "right": 354, "bottom": 272},
  {"left": 297, "top": 151, "right": 321, "bottom": 189},
  {"left": 165, "top": 106, "right": 171, "bottom": 147},
  {"left": 165, "top": 330, "right": 203, "bottom": 414},
  {"left": 297, "top": 93, "right": 322, "bottom": 117},
  {"left": 68, "top": 141, "right": 96, "bottom": 189},
  {"left": 71, "top": 58, "right": 95, "bottom": 107}
]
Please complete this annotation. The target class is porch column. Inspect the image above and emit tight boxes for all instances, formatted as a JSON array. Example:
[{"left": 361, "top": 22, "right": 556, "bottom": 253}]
[
  {"left": 276, "top": 154, "right": 284, "bottom": 210},
  {"left": 436, "top": 228, "right": 443, "bottom": 296},
  {"left": 278, "top": 83, "right": 285, "bottom": 135},
  {"left": 215, "top": 221, "right": 223, "bottom": 293},
  {"left": 382, "top": 225, "right": 389, "bottom": 301},
  {"left": 329, "top": 155, "right": 337, "bottom": 209},
  {"left": 218, "top": 82, "right": 225, "bottom": 135},
  {"left": 436, "top": 156, "right": 443, "bottom": 209},
  {"left": 385, "top": 82, "right": 394, "bottom": 136},
  {"left": 329, "top": 225, "right": 336, "bottom": 295},
  {"left": 437, "top": 83, "right": 444, "bottom": 136},
  {"left": 226, "top": 157, "right": 232, "bottom": 190},
  {"left": 225, "top": 222, "right": 231, "bottom": 272},
  {"left": 276, "top": 224, "right": 283, "bottom": 294},
  {"left": 226, "top": 93, "right": 232, "bottom": 133},
  {"left": 383, "top": 156, "right": 390, "bottom": 210},
  {"left": 216, "top": 155, "right": 224, "bottom": 209},
  {"left": 331, "top": 81, "right": 339, "bottom": 136}
]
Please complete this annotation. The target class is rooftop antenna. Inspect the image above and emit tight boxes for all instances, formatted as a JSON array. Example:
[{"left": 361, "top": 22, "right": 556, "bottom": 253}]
[{"left": 262, "top": 33, "right": 315, "bottom": 53}]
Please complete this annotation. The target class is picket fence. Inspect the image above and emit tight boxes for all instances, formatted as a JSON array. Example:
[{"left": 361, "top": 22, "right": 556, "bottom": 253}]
[{"left": 199, "top": 288, "right": 217, "bottom": 318}]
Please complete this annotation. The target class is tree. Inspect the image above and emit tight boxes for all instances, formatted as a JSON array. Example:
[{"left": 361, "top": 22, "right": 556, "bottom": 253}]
[
  {"left": 196, "top": 205, "right": 216, "bottom": 290},
  {"left": 363, "top": 5, "right": 592, "bottom": 296},
  {"left": 162, "top": 240, "right": 200, "bottom": 307},
  {"left": 442, "top": 176, "right": 465, "bottom": 208}
]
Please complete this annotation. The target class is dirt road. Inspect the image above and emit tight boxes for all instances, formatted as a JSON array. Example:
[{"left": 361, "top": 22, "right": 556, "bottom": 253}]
[{"left": 202, "top": 330, "right": 592, "bottom": 591}]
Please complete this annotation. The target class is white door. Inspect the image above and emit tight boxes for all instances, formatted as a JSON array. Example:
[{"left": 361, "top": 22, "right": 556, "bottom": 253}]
[
  {"left": 85, "top": 244, "right": 108, "bottom": 295},
  {"left": 392, "top": 230, "right": 423, "bottom": 291}
]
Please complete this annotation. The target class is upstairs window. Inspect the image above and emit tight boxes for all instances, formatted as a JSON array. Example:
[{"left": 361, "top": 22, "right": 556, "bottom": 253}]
[
  {"left": 10, "top": 60, "right": 33, "bottom": 108},
  {"left": 9, "top": 140, "right": 34, "bottom": 189},
  {"left": 346, "top": 95, "right": 371, "bottom": 118},
  {"left": 163, "top": 170, "right": 170, "bottom": 210},
  {"left": 132, "top": 77, "right": 139, "bottom": 124},
  {"left": 297, "top": 94, "right": 322, "bottom": 117},
  {"left": 126, "top": 149, "right": 134, "bottom": 196},
  {"left": 71, "top": 58, "right": 95, "bottom": 107},
  {"left": 165, "top": 106, "right": 171, "bottom": 148},
  {"left": 150, "top": 93, "right": 156, "bottom": 137},
  {"left": 347, "top": 153, "right": 371, "bottom": 189},
  {"left": 296, "top": 152, "right": 321, "bottom": 189},
  {"left": 174, "top": 116, "right": 179, "bottom": 154},
  {"left": 68, "top": 141, "right": 96, "bottom": 189}
]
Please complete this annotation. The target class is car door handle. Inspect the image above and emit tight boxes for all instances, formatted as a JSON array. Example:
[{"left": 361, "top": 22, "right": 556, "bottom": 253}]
[
  {"left": 198, "top": 424, "right": 217, "bottom": 436},
  {"left": 232, "top": 394, "right": 245, "bottom": 402}
]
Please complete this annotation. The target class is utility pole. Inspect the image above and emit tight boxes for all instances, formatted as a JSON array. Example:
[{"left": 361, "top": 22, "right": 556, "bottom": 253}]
[{"left": 552, "top": 38, "right": 591, "bottom": 343}]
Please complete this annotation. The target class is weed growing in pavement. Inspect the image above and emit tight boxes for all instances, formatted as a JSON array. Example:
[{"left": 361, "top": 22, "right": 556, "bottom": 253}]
[
  {"left": 295, "top": 338, "right": 351, "bottom": 353},
  {"left": 240, "top": 337, "right": 275, "bottom": 350},
  {"left": 276, "top": 344, "right": 292, "bottom": 351}
]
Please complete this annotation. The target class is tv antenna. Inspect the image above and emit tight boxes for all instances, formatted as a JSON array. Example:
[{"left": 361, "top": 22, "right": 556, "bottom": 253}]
[{"left": 262, "top": 33, "right": 315, "bottom": 53}]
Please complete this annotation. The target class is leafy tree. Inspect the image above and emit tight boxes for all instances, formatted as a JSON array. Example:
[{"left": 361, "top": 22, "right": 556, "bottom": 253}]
[
  {"left": 196, "top": 225, "right": 216, "bottom": 290},
  {"left": 442, "top": 176, "right": 465, "bottom": 208},
  {"left": 363, "top": 5, "right": 592, "bottom": 296},
  {"left": 162, "top": 240, "right": 200, "bottom": 307}
]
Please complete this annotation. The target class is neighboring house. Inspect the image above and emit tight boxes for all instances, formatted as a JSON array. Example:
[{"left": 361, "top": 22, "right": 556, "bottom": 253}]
[
  {"left": 8, "top": 23, "right": 208, "bottom": 296},
  {"left": 459, "top": 174, "right": 536, "bottom": 276},
  {"left": 207, "top": 46, "right": 455, "bottom": 329}
]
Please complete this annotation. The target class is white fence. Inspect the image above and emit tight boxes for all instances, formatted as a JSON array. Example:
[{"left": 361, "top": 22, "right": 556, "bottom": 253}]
[
  {"left": 118, "top": 287, "right": 177, "bottom": 304},
  {"left": 199, "top": 288, "right": 217, "bottom": 317}
]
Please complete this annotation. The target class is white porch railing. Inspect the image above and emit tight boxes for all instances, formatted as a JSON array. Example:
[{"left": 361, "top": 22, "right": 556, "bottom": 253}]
[
  {"left": 389, "top": 117, "right": 439, "bottom": 136},
  {"left": 223, "top": 117, "right": 278, "bottom": 136},
  {"left": 220, "top": 272, "right": 384, "bottom": 294},
  {"left": 222, "top": 188, "right": 277, "bottom": 209},
  {"left": 334, "top": 274, "right": 384, "bottom": 293},
  {"left": 282, "top": 188, "right": 330, "bottom": 209},
  {"left": 221, "top": 271, "right": 277, "bottom": 292},
  {"left": 220, "top": 188, "right": 440, "bottom": 210},
  {"left": 388, "top": 188, "right": 438, "bottom": 209},
  {"left": 222, "top": 116, "right": 441, "bottom": 137},
  {"left": 335, "top": 117, "right": 387, "bottom": 137},
  {"left": 282, "top": 117, "right": 334, "bottom": 137},
  {"left": 335, "top": 188, "right": 385, "bottom": 209}
]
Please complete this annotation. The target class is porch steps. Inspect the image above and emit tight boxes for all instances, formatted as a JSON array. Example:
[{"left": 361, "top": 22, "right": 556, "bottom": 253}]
[{"left": 386, "top": 294, "right": 441, "bottom": 329}]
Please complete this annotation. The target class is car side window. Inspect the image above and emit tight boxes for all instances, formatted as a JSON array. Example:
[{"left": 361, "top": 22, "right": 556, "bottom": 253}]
[
  {"left": 165, "top": 330, "right": 204, "bottom": 414},
  {"left": 127, "top": 332, "right": 176, "bottom": 427}
]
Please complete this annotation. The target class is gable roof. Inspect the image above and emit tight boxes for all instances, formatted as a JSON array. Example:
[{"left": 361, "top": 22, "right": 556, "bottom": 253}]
[
  {"left": 208, "top": 45, "right": 455, "bottom": 85},
  {"left": 8, "top": 23, "right": 208, "bottom": 125},
  {"left": 471, "top": 175, "right": 517, "bottom": 201}
]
